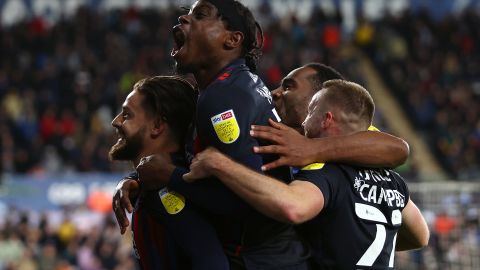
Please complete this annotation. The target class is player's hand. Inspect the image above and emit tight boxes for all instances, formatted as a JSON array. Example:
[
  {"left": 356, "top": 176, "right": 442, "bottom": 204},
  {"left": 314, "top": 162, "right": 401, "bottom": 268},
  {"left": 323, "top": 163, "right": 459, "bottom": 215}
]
[
  {"left": 183, "top": 147, "right": 224, "bottom": 182},
  {"left": 136, "top": 153, "right": 175, "bottom": 190},
  {"left": 251, "top": 118, "right": 313, "bottom": 170},
  {"left": 112, "top": 178, "right": 139, "bottom": 235}
]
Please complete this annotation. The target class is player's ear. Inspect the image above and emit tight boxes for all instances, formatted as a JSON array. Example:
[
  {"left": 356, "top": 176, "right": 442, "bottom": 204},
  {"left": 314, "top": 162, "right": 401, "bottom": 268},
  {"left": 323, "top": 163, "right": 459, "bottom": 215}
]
[
  {"left": 151, "top": 118, "right": 166, "bottom": 137},
  {"left": 322, "top": 112, "right": 334, "bottom": 129},
  {"left": 224, "top": 31, "right": 243, "bottom": 50}
]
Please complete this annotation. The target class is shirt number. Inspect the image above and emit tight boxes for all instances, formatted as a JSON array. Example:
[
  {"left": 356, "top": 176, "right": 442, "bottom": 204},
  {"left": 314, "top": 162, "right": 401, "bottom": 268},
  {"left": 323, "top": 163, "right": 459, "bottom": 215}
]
[{"left": 355, "top": 203, "right": 401, "bottom": 267}]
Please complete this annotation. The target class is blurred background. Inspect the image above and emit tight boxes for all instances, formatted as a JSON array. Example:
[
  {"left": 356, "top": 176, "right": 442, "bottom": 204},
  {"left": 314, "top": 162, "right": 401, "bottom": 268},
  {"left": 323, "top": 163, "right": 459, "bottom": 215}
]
[{"left": 0, "top": 0, "right": 479, "bottom": 269}]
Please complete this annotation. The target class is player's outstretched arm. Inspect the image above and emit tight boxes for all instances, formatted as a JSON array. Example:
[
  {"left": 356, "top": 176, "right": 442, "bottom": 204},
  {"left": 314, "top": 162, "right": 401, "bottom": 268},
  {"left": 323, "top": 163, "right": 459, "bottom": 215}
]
[
  {"left": 184, "top": 147, "right": 324, "bottom": 224},
  {"left": 396, "top": 200, "right": 430, "bottom": 251},
  {"left": 251, "top": 119, "right": 409, "bottom": 170},
  {"left": 112, "top": 177, "right": 140, "bottom": 235}
]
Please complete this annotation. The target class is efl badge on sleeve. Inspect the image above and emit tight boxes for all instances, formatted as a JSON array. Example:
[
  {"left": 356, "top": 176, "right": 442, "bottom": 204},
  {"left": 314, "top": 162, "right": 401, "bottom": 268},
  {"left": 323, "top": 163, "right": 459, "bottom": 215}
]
[
  {"left": 211, "top": 109, "right": 240, "bottom": 144},
  {"left": 159, "top": 187, "right": 185, "bottom": 215}
]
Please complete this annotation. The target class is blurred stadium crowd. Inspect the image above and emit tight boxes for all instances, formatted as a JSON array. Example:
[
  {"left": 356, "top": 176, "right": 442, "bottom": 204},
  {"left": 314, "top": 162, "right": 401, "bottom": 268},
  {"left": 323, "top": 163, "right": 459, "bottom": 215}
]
[
  {"left": 0, "top": 208, "right": 137, "bottom": 270},
  {"left": 0, "top": 3, "right": 356, "bottom": 176},
  {"left": 1, "top": 3, "right": 479, "bottom": 179},
  {"left": 357, "top": 8, "right": 480, "bottom": 179},
  {"left": 0, "top": 1, "right": 479, "bottom": 269}
]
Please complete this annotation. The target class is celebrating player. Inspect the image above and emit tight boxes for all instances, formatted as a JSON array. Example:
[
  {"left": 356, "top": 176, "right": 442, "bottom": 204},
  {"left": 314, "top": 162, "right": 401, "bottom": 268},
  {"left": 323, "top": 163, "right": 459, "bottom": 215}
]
[
  {"left": 113, "top": 0, "right": 410, "bottom": 268},
  {"left": 185, "top": 79, "right": 429, "bottom": 269},
  {"left": 255, "top": 63, "right": 409, "bottom": 170},
  {"left": 109, "top": 76, "right": 228, "bottom": 269},
  {"left": 135, "top": 1, "right": 310, "bottom": 268}
]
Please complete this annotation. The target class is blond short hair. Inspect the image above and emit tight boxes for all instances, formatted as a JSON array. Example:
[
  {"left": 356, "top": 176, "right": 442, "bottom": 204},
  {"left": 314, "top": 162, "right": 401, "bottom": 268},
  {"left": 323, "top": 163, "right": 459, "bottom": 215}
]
[{"left": 320, "top": 79, "right": 375, "bottom": 132}]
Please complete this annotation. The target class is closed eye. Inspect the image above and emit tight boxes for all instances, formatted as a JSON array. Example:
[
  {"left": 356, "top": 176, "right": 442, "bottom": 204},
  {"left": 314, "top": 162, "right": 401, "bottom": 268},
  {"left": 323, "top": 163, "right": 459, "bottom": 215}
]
[{"left": 194, "top": 12, "right": 207, "bottom": 19}]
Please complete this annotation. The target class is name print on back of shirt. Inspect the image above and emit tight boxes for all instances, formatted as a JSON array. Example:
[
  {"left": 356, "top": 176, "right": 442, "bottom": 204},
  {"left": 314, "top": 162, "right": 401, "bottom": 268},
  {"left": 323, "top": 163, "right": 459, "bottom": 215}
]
[{"left": 353, "top": 169, "right": 405, "bottom": 208}]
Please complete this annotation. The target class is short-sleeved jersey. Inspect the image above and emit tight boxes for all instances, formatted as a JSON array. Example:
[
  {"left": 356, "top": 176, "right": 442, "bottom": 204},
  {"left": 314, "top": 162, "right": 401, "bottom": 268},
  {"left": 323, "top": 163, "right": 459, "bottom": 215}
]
[
  {"left": 195, "top": 59, "right": 287, "bottom": 180},
  {"left": 169, "top": 59, "right": 308, "bottom": 269},
  {"left": 295, "top": 163, "right": 410, "bottom": 270}
]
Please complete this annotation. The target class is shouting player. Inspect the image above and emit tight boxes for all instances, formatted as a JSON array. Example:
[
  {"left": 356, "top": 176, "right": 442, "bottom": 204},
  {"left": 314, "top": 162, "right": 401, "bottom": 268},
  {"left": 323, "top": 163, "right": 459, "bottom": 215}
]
[
  {"left": 135, "top": 1, "right": 310, "bottom": 269},
  {"left": 113, "top": 0, "right": 410, "bottom": 268}
]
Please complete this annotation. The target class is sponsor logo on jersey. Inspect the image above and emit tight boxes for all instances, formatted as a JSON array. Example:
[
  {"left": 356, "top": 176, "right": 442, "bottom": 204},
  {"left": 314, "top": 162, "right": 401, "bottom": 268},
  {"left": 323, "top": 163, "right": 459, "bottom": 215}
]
[
  {"left": 211, "top": 109, "right": 240, "bottom": 144},
  {"left": 158, "top": 187, "right": 185, "bottom": 214}
]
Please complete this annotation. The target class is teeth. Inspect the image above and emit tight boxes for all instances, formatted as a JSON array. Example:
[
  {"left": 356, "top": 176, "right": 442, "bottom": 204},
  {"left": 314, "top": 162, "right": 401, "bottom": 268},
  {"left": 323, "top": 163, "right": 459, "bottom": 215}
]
[{"left": 116, "top": 131, "right": 125, "bottom": 141}]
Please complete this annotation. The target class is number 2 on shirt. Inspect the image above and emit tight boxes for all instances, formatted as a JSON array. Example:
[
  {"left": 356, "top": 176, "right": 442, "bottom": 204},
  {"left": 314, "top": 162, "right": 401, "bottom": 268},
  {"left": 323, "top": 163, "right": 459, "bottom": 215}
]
[{"left": 355, "top": 203, "right": 402, "bottom": 267}]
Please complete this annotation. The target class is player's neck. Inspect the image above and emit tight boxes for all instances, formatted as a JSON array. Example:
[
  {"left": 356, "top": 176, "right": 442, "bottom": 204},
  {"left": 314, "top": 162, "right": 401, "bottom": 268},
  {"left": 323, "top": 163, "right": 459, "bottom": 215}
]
[{"left": 131, "top": 142, "right": 179, "bottom": 168}]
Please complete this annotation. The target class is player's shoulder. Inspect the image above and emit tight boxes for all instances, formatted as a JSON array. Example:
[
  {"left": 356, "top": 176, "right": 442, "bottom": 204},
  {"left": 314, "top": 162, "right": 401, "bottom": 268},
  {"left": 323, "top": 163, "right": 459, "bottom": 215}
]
[
  {"left": 296, "top": 163, "right": 343, "bottom": 180},
  {"left": 300, "top": 162, "right": 350, "bottom": 173},
  {"left": 301, "top": 162, "right": 326, "bottom": 171},
  {"left": 226, "top": 65, "right": 273, "bottom": 102},
  {"left": 208, "top": 69, "right": 260, "bottom": 101}
]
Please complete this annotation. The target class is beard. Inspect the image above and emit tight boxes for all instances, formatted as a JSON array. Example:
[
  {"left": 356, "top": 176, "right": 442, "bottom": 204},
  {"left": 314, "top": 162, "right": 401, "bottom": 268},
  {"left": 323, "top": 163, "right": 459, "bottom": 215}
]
[{"left": 108, "top": 127, "right": 145, "bottom": 161}]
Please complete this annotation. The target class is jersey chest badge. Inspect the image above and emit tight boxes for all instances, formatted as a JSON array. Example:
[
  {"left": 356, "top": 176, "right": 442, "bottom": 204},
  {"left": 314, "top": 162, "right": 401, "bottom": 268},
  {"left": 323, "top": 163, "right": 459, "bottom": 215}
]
[{"left": 211, "top": 109, "right": 240, "bottom": 144}]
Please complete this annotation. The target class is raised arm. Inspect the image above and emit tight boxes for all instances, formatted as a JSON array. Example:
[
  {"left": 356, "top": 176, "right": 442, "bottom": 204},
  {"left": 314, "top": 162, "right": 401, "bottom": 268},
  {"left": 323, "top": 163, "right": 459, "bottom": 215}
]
[
  {"left": 251, "top": 119, "right": 409, "bottom": 170},
  {"left": 396, "top": 200, "right": 430, "bottom": 251},
  {"left": 184, "top": 147, "right": 324, "bottom": 224}
]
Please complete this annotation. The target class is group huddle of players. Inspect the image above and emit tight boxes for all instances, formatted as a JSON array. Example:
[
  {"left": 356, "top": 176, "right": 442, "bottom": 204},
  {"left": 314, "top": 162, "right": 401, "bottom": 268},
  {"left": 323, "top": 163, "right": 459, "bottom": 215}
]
[{"left": 108, "top": 0, "right": 430, "bottom": 269}]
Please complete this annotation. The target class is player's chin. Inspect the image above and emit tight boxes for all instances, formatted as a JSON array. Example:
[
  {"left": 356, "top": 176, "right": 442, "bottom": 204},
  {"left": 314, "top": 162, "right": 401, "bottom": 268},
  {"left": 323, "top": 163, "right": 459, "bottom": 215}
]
[{"left": 108, "top": 143, "right": 128, "bottom": 161}]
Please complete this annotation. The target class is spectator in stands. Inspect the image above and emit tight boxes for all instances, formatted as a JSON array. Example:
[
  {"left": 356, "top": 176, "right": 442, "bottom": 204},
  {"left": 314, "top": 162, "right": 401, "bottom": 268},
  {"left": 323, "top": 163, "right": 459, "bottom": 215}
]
[
  {"left": 364, "top": 8, "right": 480, "bottom": 179},
  {"left": 0, "top": 3, "right": 365, "bottom": 175}
]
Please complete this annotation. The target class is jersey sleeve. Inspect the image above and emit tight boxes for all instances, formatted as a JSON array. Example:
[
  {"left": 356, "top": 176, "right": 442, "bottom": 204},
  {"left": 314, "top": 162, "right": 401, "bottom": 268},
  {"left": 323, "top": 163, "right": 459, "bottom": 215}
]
[
  {"left": 168, "top": 166, "right": 253, "bottom": 216},
  {"left": 197, "top": 84, "right": 274, "bottom": 172},
  {"left": 294, "top": 163, "right": 342, "bottom": 210},
  {"left": 178, "top": 72, "right": 289, "bottom": 216}
]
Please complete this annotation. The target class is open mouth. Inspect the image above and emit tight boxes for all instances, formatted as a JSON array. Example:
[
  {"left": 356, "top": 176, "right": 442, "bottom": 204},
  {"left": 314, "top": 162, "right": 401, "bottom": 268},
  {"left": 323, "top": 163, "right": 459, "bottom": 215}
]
[{"left": 171, "top": 26, "right": 186, "bottom": 57}]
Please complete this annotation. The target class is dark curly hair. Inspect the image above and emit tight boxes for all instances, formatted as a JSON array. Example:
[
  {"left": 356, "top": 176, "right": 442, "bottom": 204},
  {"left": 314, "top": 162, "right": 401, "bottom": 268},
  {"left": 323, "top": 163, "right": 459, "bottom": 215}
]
[{"left": 225, "top": 1, "right": 264, "bottom": 73}]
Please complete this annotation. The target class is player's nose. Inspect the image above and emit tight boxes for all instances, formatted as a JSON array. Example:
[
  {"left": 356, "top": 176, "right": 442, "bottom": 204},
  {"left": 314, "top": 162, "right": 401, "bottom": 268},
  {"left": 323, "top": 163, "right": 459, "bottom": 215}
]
[
  {"left": 271, "top": 87, "right": 282, "bottom": 99},
  {"left": 111, "top": 114, "right": 121, "bottom": 128}
]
